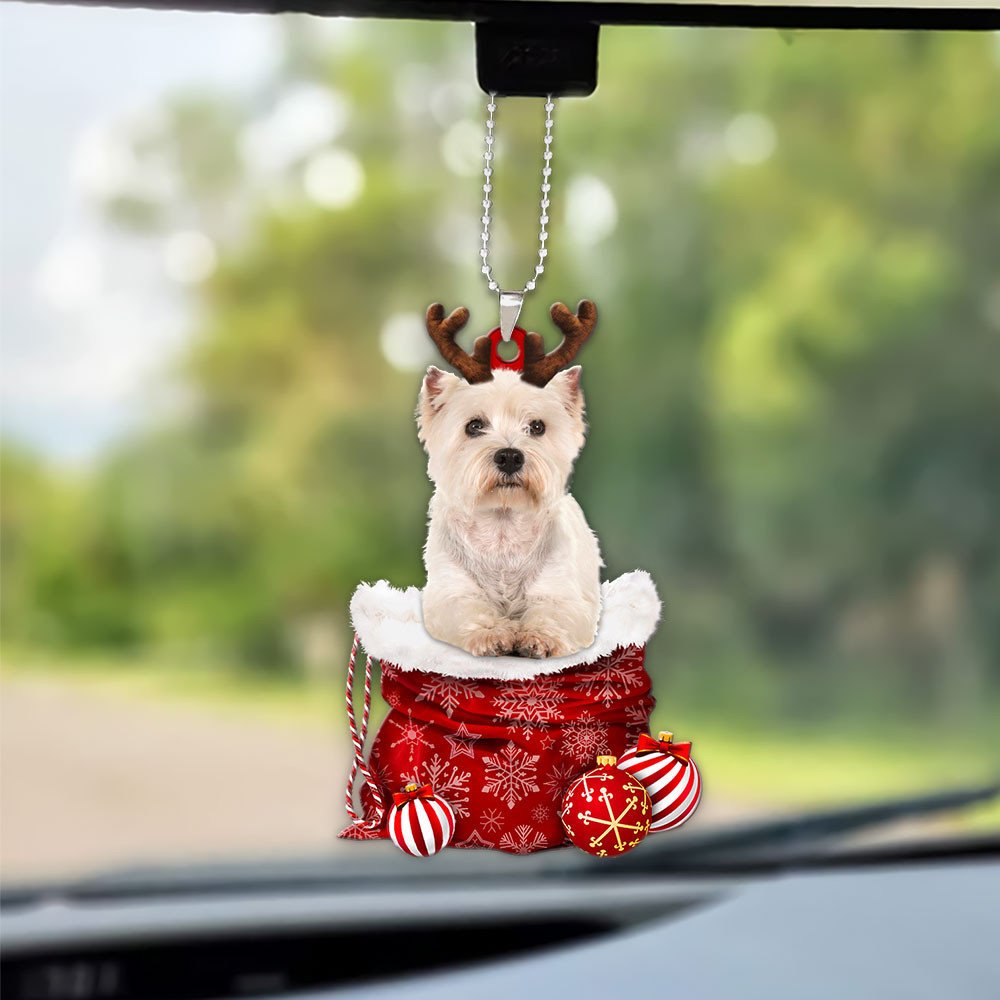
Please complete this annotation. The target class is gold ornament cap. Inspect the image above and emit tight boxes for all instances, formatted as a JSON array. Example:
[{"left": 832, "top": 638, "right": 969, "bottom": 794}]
[
  {"left": 596, "top": 755, "right": 618, "bottom": 767},
  {"left": 658, "top": 731, "right": 674, "bottom": 743}
]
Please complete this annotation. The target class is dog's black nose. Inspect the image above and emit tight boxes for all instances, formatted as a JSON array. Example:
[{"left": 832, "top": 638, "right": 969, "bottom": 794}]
[{"left": 494, "top": 448, "right": 525, "bottom": 474}]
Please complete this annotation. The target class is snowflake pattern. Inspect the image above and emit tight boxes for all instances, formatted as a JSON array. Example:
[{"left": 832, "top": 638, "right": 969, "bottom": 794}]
[
  {"left": 482, "top": 744, "right": 541, "bottom": 809},
  {"left": 574, "top": 646, "right": 647, "bottom": 707},
  {"left": 499, "top": 823, "right": 548, "bottom": 855},
  {"left": 504, "top": 719, "right": 545, "bottom": 744},
  {"left": 561, "top": 717, "right": 610, "bottom": 764},
  {"left": 386, "top": 710, "right": 433, "bottom": 763},
  {"left": 415, "top": 677, "right": 485, "bottom": 718},
  {"left": 480, "top": 808, "right": 505, "bottom": 834},
  {"left": 542, "top": 760, "right": 580, "bottom": 801},
  {"left": 338, "top": 823, "right": 379, "bottom": 841},
  {"left": 625, "top": 725, "right": 647, "bottom": 747},
  {"left": 402, "top": 754, "right": 472, "bottom": 818},
  {"left": 624, "top": 702, "right": 651, "bottom": 746},
  {"left": 530, "top": 802, "right": 551, "bottom": 824},
  {"left": 495, "top": 680, "right": 567, "bottom": 726},
  {"left": 376, "top": 762, "right": 397, "bottom": 792},
  {"left": 368, "top": 642, "right": 655, "bottom": 855},
  {"left": 624, "top": 701, "right": 651, "bottom": 729}
]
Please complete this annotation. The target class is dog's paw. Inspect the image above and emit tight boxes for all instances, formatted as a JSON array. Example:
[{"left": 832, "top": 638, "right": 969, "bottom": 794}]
[
  {"left": 515, "top": 630, "right": 570, "bottom": 659},
  {"left": 463, "top": 622, "right": 519, "bottom": 657}
]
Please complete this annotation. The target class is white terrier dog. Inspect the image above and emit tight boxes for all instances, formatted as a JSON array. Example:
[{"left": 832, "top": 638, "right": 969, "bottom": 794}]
[{"left": 417, "top": 301, "right": 603, "bottom": 658}]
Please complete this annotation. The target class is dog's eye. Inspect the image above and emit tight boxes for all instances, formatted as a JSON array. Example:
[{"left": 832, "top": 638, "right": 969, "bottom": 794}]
[
  {"left": 528, "top": 419, "right": 546, "bottom": 436},
  {"left": 465, "top": 418, "right": 486, "bottom": 437}
]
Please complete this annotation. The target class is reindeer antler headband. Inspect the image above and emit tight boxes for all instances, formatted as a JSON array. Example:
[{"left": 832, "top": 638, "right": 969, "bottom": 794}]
[{"left": 425, "top": 300, "right": 597, "bottom": 387}]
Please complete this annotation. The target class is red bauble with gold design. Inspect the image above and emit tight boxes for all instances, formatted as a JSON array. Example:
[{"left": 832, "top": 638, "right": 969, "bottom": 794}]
[{"left": 560, "top": 755, "right": 652, "bottom": 857}]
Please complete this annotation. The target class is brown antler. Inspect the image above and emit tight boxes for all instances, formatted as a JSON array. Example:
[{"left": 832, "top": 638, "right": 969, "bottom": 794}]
[
  {"left": 425, "top": 303, "right": 491, "bottom": 384},
  {"left": 521, "top": 300, "right": 597, "bottom": 387}
]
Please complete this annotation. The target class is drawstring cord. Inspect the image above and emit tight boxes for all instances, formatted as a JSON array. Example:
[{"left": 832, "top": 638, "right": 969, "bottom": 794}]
[{"left": 343, "top": 633, "right": 386, "bottom": 831}]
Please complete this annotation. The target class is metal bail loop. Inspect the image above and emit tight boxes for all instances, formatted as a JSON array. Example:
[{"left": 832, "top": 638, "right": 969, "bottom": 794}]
[{"left": 498, "top": 290, "right": 524, "bottom": 342}]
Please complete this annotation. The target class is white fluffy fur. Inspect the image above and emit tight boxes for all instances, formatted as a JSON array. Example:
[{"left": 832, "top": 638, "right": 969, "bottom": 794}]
[
  {"left": 351, "top": 570, "right": 661, "bottom": 680},
  {"left": 417, "top": 366, "right": 602, "bottom": 658}
]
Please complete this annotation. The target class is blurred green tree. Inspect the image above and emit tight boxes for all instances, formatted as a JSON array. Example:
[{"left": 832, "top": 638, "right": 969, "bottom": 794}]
[{"left": 3, "top": 24, "right": 998, "bottom": 731}]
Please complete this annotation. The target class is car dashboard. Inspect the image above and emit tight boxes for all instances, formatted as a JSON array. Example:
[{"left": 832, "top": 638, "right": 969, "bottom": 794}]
[{"left": 3, "top": 835, "right": 999, "bottom": 1000}]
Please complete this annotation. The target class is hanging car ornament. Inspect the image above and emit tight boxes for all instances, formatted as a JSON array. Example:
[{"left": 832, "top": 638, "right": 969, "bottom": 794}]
[{"left": 339, "top": 91, "right": 702, "bottom": 856}]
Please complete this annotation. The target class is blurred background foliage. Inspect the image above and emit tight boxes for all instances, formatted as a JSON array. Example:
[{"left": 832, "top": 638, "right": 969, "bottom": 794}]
[{"left": 3, "top": 22, "right": 999, "bottom": 741}]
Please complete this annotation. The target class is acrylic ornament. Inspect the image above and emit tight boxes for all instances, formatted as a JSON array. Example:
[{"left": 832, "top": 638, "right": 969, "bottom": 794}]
[{"left": 338, "top": 93, "right": 685, "bottom": 856}]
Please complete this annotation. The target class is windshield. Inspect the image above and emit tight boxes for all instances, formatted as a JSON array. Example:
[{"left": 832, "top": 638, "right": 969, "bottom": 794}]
[{"left": 1, "top": 5, "right": 998, "bottom": 886}]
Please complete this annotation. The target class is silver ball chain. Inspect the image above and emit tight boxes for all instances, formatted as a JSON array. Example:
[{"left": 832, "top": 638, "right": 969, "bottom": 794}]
[{"left": 480, "top": 92, "right": 555, "bottom": 295}]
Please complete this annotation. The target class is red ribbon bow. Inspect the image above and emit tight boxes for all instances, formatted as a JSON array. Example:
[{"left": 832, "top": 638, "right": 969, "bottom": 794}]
[
  {"left": 393, "top": 783, "right": 435, "bottom": 807},
  {"left": 636, "top": 732, "right": 692, "bottom": 764}
]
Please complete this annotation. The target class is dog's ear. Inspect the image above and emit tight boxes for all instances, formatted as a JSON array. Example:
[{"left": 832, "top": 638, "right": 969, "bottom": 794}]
[
  {"left": 418, "top": 366, "right": 462, "bottom": 443},
  {"left": 547, "top": 365, "right": 584, "bottom": 416},
  {"left": 421, "top": 366, "right": 462, "bottom": 409}
]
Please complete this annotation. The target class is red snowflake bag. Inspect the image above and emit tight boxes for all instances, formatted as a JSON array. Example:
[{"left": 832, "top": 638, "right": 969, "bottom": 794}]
[{"left": 339, "top": 571, "right": 661, "bottom": 854}]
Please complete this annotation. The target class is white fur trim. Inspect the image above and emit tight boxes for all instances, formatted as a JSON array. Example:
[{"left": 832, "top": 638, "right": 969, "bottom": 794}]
[{"left": 349, "top": 571, "right": 661, "bottom": 680}]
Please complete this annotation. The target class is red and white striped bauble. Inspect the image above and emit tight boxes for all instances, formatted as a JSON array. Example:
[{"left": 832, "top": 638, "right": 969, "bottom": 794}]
[
  {"left": 387, "top": 784, "right": 456, "bottom": 857},
  {"left": 617, "top": 731, "right": 701, "bottom": 832}
]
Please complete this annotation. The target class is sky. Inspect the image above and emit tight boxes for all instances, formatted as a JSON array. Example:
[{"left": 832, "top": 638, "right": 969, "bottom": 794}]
[{"left": 0, "top": 3, "right": 279, "bottom": 465}]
